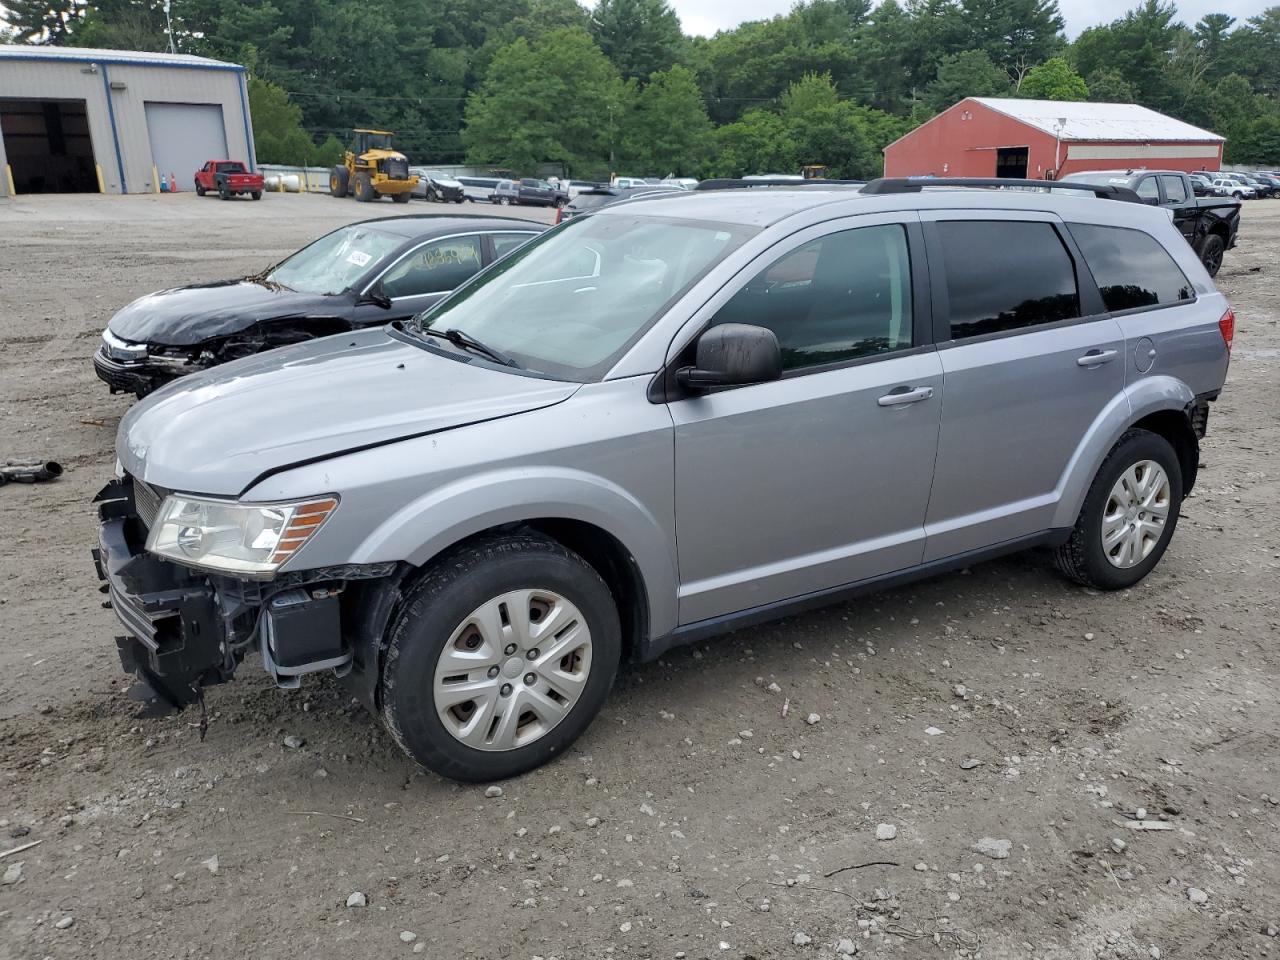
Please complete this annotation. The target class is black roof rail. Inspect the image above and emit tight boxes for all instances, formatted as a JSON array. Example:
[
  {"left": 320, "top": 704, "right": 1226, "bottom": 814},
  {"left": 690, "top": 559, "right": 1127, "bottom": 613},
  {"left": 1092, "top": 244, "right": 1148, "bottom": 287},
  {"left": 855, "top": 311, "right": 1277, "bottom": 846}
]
[
  {"left": 694, "top": 178, "right": 867, "bottom": 190},
  {"left": 861, "top": 177, "right": 1141, "bottom": 203}
]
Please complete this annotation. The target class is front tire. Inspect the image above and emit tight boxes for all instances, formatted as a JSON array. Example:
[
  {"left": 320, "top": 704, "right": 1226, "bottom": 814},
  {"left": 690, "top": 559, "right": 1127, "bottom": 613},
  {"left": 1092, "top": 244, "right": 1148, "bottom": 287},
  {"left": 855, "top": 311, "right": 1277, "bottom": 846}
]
[
  {"left": 195, "top": 183, "right": 206, "bottom": 197},
  {"left": 1054, "top": 429, "right": 1183, "bottom": 590},
  {"left": 391, "top": 190, "right": 411, "bottom": 204},
  {"left": 354, "top": 172, "right": 377, "bottom": 202},
  {"left": 381, "top": 534, "right": 621, "bottom": 782}
]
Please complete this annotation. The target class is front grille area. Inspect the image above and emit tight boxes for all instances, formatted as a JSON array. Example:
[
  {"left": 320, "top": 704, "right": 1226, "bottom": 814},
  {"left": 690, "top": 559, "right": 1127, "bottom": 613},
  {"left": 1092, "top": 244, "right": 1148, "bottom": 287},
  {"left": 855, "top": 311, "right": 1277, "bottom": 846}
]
[
  {"left": 382, "top": 157, "right": 409, "bottom": 180},
  {"left": 133, "top": 477, "right": 163, "bottom": 530}
]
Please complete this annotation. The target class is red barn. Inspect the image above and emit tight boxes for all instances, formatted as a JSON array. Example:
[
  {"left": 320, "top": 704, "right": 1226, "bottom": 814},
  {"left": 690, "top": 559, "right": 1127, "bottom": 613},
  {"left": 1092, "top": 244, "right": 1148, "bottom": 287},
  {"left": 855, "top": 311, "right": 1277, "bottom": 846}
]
[{"left": 883, "top": 97, "right": 1225, "bottom": 180}]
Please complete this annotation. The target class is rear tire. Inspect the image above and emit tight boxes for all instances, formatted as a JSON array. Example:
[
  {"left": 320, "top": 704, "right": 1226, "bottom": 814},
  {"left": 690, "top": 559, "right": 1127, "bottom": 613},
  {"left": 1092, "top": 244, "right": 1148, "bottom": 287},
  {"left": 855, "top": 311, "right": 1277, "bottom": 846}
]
[
  {"left": 381, "top": 534, "right": 621, "bottom": 782},
  {"left": 391, "top": 190, "right": 411, "bottom": 204},
  {"left": 354, "top": 172, "right": 377, "bottom": 202},
  {"left": 329, "top": 165, "right": 349, "bottom": 198},
  {"left": 1197, "top": 233, "right": 1225, "bottom": 277},
  {"left": 1054, "top": 429, "right": 1183, "bottom": 591},
  {"left": 251, "top": 190, "right": 262, "bottom": 201},
  {"left": 218, "top": 183, "right": 230, "bottom": 200}
]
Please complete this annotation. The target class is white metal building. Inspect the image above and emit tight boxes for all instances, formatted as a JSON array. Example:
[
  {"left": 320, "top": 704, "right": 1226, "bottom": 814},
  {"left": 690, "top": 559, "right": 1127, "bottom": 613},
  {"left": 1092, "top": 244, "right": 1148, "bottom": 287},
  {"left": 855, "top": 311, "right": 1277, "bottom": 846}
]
[{"left": 0, "top": 46, "right": 255, "bottom": 197}]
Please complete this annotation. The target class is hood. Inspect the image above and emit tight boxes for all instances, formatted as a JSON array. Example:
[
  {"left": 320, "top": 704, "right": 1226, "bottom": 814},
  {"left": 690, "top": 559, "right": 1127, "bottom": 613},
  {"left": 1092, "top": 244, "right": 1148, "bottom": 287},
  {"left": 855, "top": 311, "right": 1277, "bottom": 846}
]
[
  {"left": 117, "top": 328, "right": 579, "bottom": 496},
  {"left": 108, "top": 279, "right": 346, "bottom": 346},
  {"left": 432, "top": 175, "right": 463, "bottom": 188}
]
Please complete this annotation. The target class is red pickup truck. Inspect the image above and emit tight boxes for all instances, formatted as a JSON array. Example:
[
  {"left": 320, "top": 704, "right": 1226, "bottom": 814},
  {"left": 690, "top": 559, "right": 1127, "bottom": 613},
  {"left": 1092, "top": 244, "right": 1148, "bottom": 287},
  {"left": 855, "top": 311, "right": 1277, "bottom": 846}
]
[{"left": 194, "top": 160, "right": 265, "bottom": 200}]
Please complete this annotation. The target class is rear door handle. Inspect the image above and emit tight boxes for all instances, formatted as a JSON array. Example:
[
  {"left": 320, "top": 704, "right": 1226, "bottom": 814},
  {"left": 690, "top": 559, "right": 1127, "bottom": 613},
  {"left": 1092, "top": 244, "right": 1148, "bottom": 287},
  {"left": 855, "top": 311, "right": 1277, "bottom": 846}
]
[
  {"left": 878, "top": 386, "right": 934, "bottom": 407},
  {"left": 1077, "top": 349, "right": 1118, "bottom": 367}
]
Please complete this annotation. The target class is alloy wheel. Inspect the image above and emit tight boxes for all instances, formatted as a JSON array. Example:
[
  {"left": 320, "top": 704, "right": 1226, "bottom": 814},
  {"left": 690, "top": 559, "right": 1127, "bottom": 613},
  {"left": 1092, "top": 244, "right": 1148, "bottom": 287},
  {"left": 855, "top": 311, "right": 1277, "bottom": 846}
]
[
  {"left": 432, "top": 589, "right": 593, "bottom": 751},
  {"left": 1101, "top": 460, "right": 1171, "bottom": 568}
]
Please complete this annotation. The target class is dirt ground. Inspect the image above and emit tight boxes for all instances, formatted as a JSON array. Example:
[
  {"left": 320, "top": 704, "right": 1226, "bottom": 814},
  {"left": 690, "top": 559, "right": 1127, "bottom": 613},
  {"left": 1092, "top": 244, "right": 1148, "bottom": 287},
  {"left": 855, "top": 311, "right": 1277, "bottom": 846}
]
[{"left": 0, "top": 192, "right": 1276, "bottom": 960}]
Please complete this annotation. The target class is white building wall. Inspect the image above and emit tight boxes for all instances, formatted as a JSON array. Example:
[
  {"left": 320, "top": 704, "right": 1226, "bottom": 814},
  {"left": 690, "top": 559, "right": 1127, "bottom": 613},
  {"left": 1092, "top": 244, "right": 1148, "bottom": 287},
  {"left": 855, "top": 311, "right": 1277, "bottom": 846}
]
[{"left": 0, "top": 50, "right": 253, "bottom": 197}]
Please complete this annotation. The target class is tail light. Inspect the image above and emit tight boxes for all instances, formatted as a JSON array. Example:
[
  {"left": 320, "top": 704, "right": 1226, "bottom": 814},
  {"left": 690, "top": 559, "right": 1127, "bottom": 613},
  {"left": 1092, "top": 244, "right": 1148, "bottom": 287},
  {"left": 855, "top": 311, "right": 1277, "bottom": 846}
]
[
  {"left": 1218, "top": 307, "right": 1235, "bottom": 352},
  {"left": 554, "top": 206, "right": 562, "bottom": 225}
]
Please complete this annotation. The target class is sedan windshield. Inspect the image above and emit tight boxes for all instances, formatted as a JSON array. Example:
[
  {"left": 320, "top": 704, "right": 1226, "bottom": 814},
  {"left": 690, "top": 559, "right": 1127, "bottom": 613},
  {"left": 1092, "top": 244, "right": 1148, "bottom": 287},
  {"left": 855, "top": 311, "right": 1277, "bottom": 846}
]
[
  {"left": 266, "top": 225, "right": 402, "bottom": 295},
  {"left": 418, "top": 214, "right": 756, "bottom": 380}
]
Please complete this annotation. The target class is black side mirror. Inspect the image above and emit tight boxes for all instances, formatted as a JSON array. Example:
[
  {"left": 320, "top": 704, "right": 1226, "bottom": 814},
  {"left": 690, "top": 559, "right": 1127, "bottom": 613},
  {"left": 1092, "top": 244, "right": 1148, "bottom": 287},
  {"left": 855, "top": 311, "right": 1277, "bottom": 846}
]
[
  {"left": 676, "top": 323, "right": 782, "bottom": 390},
  {"left": 360, "top": 282, "right": 392, "bottom": 309}
]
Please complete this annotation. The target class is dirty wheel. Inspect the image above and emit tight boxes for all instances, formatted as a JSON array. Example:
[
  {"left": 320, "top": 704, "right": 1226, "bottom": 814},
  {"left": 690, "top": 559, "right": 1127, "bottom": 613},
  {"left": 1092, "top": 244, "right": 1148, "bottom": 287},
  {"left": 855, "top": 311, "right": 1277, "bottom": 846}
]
[
  {"left": 1197, "top": 233, "right": 1225, "bottom": 278},
  {"left": 354, "top": 172, "right": 377, "bottom": 202},
  {"left": 381, "top": 534, "right": 620, "bottom": 782},
  {"left": 329, "top": 165, "right": 349, "bottom": 198},
  {"left": 1054, "top": 429, "right": 1183, "bottom": 591}
]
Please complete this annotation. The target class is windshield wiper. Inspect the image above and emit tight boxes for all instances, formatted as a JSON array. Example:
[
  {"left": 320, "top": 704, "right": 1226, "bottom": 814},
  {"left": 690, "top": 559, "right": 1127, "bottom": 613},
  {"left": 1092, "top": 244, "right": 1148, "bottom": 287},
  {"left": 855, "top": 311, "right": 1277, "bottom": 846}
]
[{"left": 415, "top": 326, "right": 522, "bottom": 369}]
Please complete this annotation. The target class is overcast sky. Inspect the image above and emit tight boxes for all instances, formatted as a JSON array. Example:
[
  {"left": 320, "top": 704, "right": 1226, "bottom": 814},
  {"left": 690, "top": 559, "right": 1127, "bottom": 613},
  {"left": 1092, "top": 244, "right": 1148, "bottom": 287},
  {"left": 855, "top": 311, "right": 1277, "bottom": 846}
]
[{"left": 669, "top": 0, "right": 1272, "bottom": 38}]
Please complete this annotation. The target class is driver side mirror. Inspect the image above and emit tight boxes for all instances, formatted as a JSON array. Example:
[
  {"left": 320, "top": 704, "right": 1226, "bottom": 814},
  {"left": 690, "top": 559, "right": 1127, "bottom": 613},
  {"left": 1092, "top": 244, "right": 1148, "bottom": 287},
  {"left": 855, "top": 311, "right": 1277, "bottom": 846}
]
[
  {"left": 676, "top": 323, "right": 782, "bottom": 391},
  {"left": 359, "top": 281, "right": 392, "bottom": 309}
]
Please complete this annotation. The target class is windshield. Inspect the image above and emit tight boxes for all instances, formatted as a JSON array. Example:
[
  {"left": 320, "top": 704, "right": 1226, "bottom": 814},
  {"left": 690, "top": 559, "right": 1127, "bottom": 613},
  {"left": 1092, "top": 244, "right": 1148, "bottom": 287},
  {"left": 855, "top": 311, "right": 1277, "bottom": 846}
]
[
  {"left": 418, "top": 214, "right": 756, "bottom": 380},
  {"left": 266, "top": 225, "right": 402, "bottom": 295},
  {"left": 425, "top": 170, "right": 454, "bottom": 181}
]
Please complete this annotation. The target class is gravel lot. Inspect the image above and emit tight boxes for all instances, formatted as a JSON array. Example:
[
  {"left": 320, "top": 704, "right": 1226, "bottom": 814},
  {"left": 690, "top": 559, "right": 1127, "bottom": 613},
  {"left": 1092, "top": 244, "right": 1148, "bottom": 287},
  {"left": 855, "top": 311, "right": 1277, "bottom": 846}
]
[{"left": 0, "top": 192, "right": 1277, "bottom": 960}]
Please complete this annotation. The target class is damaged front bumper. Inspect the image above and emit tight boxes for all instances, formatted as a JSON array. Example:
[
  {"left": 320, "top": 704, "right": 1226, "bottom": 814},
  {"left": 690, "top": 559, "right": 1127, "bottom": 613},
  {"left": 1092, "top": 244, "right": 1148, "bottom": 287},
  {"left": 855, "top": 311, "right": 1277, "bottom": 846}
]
[
  {"left": 92, "top": 346, "right": 190, "bottom": 397},
  {"left": 93, "top": 476, "right": 403, "bottom": 714}
]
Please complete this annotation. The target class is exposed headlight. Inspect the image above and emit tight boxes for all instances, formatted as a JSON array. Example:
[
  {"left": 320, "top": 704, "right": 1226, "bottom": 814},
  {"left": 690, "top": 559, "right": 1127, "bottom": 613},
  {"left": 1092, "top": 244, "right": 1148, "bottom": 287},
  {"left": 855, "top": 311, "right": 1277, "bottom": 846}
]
[
  {"left": 146, "top": 494, "right": 338, "bottom": 576},
  {"left": 102, "top": 328, "right": 148, "bottom": 362}
]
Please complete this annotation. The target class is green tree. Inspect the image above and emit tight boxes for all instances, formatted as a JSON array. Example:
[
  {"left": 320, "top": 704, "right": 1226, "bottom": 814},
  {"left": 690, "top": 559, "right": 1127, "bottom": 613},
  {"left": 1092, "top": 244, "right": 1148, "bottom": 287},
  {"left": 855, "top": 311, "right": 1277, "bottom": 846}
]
[
  {"left": 589, "top": 0, "right": 683, "bottom": 81},
  {"left": 247, "top": 77, "right": 321, "bottom": 164},
  {"left": 463, "top": 27, "right": 629, "bottom": 178},
  {"left": 1073, "top": 1, "right": 1180, "bottom": 106},
  {"left": 1194, "top": 11, "right": 1235, "bottom": 74},
  {"left": 3, "top": 0, "right": 83, "bottom": 42},
  {"left": 955, "top": 0, "right": 1066, "bottom": 79},
  {"left": 74, "top": 0, "right": 169, "bottom": 51},
  {"left": 924, "top": 50, "right": 1010, "bottom": 111},
  {"left": 621, "top": 65, "right": 712, "bottom": 175},
  {"left": 1084, "top": 68, "right": 1137, "bottom": 102},
  {"left": 711, "top": 110, "right": 797, "bottom": 177},
  {"left": 779, "top": 73, "right": 878, "bottom": 177},
  {"left": 1019, "top": 56, "right": 1088, "bottom": 99}
]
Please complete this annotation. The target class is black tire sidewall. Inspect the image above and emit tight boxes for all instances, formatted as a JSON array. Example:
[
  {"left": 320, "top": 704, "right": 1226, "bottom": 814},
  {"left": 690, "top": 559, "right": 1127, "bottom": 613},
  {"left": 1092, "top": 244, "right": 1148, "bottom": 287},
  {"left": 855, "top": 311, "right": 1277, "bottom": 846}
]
[
  {"left": 1076, "top": 431, "right": 1183, "bottom": 589},
  {"left": 1198, "top": 234, "right": 1225, "bottom": 276},
  {"left": 383, "top": 539, "right": 621, "bottom": 782}
]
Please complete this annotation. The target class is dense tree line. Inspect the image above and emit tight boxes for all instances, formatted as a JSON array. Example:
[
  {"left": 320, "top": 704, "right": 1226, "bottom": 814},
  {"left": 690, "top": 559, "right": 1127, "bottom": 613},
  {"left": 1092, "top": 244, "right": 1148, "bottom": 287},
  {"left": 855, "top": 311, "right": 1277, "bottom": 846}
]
[{"left": 3, "top": 0, "right": 1278, "bottom": 177}]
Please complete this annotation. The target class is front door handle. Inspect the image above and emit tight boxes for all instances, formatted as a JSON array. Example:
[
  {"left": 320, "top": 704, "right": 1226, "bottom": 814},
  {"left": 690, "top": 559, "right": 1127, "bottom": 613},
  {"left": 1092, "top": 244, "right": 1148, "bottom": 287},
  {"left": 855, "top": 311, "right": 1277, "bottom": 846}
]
[
  {"left": 878, "top": 386, "right": 934, "bottom": 407},
  {"left": 1077, "top": 349, "right": 1118, "bottom": 367}
]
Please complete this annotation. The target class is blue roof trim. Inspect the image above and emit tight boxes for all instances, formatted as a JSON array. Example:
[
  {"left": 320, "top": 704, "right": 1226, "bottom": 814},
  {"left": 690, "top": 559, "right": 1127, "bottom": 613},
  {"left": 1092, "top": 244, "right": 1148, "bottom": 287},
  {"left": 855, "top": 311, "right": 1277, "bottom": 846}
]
[{"left": 0, "top": 52, "right": 245, "bottom": 72}]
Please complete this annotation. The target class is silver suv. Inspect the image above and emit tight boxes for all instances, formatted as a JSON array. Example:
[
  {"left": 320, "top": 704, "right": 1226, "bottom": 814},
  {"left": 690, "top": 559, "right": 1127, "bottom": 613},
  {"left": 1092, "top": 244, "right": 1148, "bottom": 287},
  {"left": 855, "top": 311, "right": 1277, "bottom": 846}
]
[{"left": 95, "top": 180, "right": 1233, "bottom": 782}]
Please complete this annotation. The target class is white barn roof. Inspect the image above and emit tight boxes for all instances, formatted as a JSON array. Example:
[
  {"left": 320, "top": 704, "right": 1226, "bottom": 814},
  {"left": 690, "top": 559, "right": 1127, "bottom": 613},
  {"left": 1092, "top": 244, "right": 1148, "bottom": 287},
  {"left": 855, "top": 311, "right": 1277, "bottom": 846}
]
[
  {"left": 972, "top": 98, "right": 1224, "bottom": 143},
  {"left": 0, "top": 46, "right": 241, "bottom": 71}
]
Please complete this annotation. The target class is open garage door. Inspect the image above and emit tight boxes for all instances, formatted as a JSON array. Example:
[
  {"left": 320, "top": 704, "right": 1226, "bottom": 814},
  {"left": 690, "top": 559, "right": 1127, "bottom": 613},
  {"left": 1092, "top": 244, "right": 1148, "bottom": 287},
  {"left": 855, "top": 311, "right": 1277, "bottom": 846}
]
[
  {"left": 144, "top": 102, "right": 229, "bottom": 190},
  {"left": 0, "top": 98, "right": 98, "bottom": 193}
]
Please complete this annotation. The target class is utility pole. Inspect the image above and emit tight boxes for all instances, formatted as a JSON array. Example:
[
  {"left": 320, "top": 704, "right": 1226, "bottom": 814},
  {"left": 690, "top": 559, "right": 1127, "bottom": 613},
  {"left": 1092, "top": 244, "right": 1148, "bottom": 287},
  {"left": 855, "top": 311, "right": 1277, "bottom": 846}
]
[{"left": 164, "top": 0, "right": 177, "bottom": 54}]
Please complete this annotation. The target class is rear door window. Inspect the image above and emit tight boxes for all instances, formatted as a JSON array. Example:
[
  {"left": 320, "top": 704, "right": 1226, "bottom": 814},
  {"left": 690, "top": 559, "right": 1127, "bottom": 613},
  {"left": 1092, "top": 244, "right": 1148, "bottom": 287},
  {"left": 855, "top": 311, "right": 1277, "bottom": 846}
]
[
  {"left": 1161, "top": 175, "right": 1188, "bottom": 203},
  {"left": 381, "top": 236, "right": 483, "bottom": 297},
  {"left": 1067, "top": 223, "right": 1194, "bottom": 312},
  {"left": 1136, "top": 177, "right": 1160, "bottom": 202},
  {"left": 936, "top": 221, "right": 1080, "bottom": 340}
]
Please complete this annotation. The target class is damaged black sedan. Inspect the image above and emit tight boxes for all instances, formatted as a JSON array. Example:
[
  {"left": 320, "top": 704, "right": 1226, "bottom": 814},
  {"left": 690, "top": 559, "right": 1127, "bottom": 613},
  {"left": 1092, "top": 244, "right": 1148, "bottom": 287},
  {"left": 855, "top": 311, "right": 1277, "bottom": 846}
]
[{"left": 93, "top": 215, "right": 545, "bottom": 397}]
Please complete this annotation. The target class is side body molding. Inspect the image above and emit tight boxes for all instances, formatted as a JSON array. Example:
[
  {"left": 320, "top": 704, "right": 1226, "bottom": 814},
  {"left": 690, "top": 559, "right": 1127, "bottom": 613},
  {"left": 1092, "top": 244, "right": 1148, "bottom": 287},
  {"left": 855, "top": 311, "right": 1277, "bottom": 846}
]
[{"left": 349, "top": 466, "right": 681, "bottom": 639}]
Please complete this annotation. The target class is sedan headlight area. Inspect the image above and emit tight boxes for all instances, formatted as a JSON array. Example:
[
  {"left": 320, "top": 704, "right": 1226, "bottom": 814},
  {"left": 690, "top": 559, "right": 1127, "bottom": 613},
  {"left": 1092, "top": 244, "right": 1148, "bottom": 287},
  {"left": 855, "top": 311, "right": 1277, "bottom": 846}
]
[
  {"left": 146, "top": 494, "right": 339, "bottom": 576},
  {"left": 102, "top": 328, "right": 148, "bottom": 362}
]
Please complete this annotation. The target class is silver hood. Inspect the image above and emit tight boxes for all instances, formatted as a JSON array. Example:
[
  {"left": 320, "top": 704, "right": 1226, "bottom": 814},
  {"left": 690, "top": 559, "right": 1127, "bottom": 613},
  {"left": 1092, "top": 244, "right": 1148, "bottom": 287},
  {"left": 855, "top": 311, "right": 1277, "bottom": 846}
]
[{"left": 117, "top": 328, "right": 579, "bottom": 496}]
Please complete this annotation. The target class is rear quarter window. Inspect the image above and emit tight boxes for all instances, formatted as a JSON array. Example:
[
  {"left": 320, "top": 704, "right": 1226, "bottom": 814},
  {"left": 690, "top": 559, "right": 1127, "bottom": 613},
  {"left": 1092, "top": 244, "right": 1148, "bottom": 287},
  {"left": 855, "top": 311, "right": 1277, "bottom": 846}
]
[{"left": 1067, "top": 223, "right": 1194, "bottom": 312}]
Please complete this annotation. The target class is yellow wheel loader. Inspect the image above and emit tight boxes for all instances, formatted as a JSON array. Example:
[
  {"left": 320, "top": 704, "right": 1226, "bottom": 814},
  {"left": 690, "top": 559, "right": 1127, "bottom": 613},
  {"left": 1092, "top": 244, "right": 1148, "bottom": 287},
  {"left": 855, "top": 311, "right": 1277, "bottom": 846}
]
[{"left": 328, "top": 129, "right": 418, "bottom": 203}]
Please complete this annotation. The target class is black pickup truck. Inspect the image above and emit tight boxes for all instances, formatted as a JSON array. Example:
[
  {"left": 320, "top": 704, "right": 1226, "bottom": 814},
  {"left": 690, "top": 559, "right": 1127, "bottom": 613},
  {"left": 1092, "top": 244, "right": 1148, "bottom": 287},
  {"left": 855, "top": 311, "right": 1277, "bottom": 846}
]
[{"left": 1061, "top": 169, "right": 1240, "bottom": 277}]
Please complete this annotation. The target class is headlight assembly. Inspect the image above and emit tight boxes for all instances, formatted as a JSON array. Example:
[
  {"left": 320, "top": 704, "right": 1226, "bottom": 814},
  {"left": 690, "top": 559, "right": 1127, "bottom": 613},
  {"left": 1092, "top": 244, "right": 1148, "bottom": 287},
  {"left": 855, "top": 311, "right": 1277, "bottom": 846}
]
[{"left": 146, "top": 494, "right": 338, "bottom": 576}]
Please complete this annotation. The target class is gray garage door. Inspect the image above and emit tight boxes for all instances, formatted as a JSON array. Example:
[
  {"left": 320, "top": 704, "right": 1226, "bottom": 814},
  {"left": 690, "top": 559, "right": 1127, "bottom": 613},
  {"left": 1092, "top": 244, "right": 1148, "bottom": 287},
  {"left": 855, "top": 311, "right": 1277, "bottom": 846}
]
[{"left": 144, "top": 102, "right": 229, "bottom": 186}]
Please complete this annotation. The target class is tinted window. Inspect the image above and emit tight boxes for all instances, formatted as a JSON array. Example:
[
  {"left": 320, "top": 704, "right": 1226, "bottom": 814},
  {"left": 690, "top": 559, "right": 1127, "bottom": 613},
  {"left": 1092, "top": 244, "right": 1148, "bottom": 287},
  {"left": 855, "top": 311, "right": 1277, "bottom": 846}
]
[
  {"left": 566, "top": 192, "right": 614, "bottom": 212},
  {"left": 1136, "top": 177, "right": 1159, "bottom": 201},
  {"left": 710, "top": 224, "right": 913, "bottom": 370},
  {"left": 381, "top": 236, "right": 483, "bottom": 297},
  {"left": 1161, "top": 175, "right": 1188, "bottom": 202},
  {"left": 491, "top": 232, "right": 536, "bottom": 260},
  {"left": 1068, "top": 223, "right": 1194, "bottom": 312},
  {"left": 938, "top": 221, "right": 1080, "bottom": 339}
]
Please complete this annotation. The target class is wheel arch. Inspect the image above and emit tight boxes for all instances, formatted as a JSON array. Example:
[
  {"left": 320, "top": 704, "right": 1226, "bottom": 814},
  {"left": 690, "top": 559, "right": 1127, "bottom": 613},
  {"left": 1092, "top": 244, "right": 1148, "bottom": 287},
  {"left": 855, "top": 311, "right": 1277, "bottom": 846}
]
[{"left": 1050, "top": 376, "right": 1197, "bottom": 530}]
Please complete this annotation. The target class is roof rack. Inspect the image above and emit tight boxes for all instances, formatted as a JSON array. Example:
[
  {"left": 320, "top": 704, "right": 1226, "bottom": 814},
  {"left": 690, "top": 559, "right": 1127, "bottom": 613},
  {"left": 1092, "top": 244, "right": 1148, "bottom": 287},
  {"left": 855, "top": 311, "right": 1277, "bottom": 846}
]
[
  {"left": 694, "top": 178, "right": 867, "bottom": 190},
  {"left": 861, "top": 177, "right": 1141, "bottom": 203}
]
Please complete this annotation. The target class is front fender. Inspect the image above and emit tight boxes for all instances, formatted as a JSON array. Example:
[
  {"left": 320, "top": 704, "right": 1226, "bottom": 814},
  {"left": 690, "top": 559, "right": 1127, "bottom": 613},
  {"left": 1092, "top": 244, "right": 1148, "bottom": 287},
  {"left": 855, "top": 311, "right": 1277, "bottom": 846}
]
[
  {"left": 1050, "top": 374, "right": 1194, "bottom": 530},
  {"left": 349, "top": 466, "right": 680, "bottom": 639}
]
